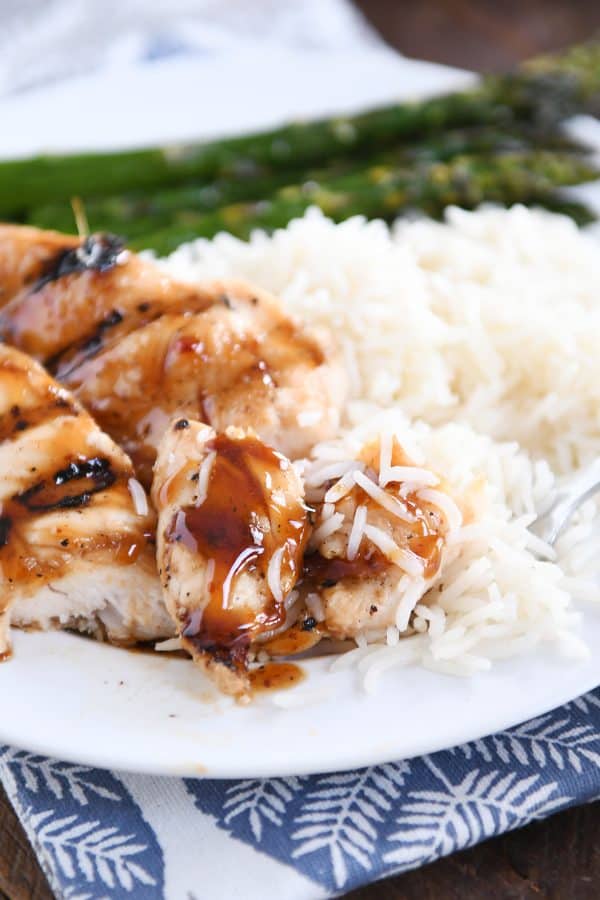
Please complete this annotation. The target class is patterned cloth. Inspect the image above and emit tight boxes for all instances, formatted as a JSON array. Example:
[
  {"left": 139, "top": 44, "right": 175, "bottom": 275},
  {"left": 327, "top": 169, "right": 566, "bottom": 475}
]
[
  {"left": 2, "top": 690, "right": 600, "bottom": 898},
  {"left": 1, "top": 2, "right": 599, "bottom": 898}
]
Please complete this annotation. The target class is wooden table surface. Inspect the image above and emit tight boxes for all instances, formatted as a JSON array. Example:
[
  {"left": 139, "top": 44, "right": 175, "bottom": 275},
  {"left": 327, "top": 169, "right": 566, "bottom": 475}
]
[{"left": 2, "top": 2, "right": 600, "bottom": 898}]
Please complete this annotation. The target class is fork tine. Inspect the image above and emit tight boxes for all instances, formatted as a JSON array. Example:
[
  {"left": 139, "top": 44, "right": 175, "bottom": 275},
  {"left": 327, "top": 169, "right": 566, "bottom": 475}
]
[{"left": 530, "top": 458, "right": 600, "bottom": 546}]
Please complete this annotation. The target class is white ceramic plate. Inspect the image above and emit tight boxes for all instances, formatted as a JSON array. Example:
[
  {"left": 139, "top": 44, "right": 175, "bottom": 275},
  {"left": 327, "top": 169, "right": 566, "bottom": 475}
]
[{"left": 1, "top": 50, "right": 599, "bottom": 778}]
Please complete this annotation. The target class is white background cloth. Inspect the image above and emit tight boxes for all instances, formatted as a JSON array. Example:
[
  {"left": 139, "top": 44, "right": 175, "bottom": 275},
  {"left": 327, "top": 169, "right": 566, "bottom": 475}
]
[{"left": 0, "top": 0, "right": 380, "bottom": 96}]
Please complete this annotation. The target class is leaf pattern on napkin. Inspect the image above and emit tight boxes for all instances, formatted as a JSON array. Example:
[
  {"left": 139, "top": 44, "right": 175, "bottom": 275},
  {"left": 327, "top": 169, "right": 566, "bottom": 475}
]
[
  {"left": 0, "top": 750, "right": 165, "bottom": 899},
  {"left": 223, "top": 777, "right": 305, "bottom": 840},
  {"left": 2, "top": 688, "right": 600, "bottom": 897},
  {"left": 291, "top": 764, "right": 409, "bottom": 888},
  {"left": 27, "top": 809, "right": 156, "bottom": 892},
  {"left": 453, "top": 711, "right": 600, "bottom": 771},
  {"left": 383, "top": 758, "right": 568, "bottom": 872},
  {"left": 186, "top": 690, "right": 599, "bottom": 894}
]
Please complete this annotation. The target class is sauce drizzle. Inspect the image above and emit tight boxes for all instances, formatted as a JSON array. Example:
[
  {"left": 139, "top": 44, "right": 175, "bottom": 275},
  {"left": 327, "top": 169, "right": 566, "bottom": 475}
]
[
  {"left": 249, "top": 661, "right": 304, "bottom": 692},
  {"left": 167, "top": 432, "right": 309, "bottom": 669}
]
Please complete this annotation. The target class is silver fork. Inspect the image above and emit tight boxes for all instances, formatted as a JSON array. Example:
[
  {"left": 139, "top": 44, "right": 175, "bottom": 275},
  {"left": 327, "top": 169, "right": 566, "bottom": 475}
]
[{"left": 530, "top": 458, "right": 600, "bottom": 546}]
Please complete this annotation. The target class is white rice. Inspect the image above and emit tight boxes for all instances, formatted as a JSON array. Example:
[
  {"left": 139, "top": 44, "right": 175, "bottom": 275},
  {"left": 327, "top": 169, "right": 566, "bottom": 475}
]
[
  {"left": 127, "top": 477, "right": 149, "bottom": 517},
  {"left": 266, "top": 546, "right": 285, "bottom": 604},
  {"left": 161, "top": 205, "right": 600, "bottom": 684},
  {"left": 164, "top": 205, "right": 600, "bottom": 474},
  {"left": 196, "top": 450, "right": 216, "bottom": 507},
  {"left": 347, "top": 504, "right": 368, "bottom": 561}
]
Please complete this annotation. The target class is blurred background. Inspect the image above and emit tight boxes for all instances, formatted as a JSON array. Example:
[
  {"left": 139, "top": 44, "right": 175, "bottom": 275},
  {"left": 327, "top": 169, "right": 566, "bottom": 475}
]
[
  {"left": 356, "top": 0, "right": 600, "bottom": 70},
  {"left": 1, "top": 0, "right": 600, "bottom": 97}
]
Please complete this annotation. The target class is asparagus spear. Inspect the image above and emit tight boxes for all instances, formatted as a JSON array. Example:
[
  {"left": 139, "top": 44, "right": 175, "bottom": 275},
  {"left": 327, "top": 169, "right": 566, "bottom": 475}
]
[
  {"left": 26, "top": 124, "right": 589, "bottom": 237},
  {"left": 521, "top": 38, "right": 600, "bottom": 117},
  {"left": 7, "top": 37, "right": 600, "bottom": 218},
  {"left": 125, "top": 151, "right": 598, "bottom": 256},
  {"left": 0, "top": 91, "right": 511, "bottom": 218}
]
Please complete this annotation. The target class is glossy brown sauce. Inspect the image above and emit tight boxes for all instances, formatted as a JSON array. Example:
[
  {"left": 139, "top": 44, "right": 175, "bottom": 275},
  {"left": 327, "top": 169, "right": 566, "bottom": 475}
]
[
  {"left": 261, "top": 624, "right": 323, "bottom": 657},
  {"left": 302, "top": 550, "right": 390, "bottom": 589},
  {"left": 249, "top": 661, "right": 304, "bottom": 692},
  {"left": 301, "top": 437, "right": 448, "bottom": 591},
  {"left": 53, "top": 286, "right": 215, "bottom": 381},
  {"left": 0, "top": 358, "right": 78, "bottom": 444},
  {"left": 302, "top": 503, "right": 444, "bottom": 590},
  {"left": 51, "top": 285, "right": 327, "bottom": 488},
  {"left": 0, "top": 352, "right": 152, "bottom": 606},
  {"left": 0, "top": 450, "right": 144, "bottom": 596},
  {"left": 0, "top": 240, "right": 207, "bottom": 365},
  {"left": 166, "top": 432, "right": 308, "bottom": 669}
]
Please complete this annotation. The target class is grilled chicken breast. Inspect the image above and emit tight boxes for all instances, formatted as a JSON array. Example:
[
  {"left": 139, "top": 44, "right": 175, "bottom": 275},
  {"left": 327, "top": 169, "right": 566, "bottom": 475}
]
[
  {"left": 0, "top": 228, "right": 347, "bottom": 487},
  {"left": 0, "top": 345, "right": 173, "bottom": 657},
  {"left": 68, "top": 280, "right": 346, "bottom": 486},
  {"left": 153, "top": 419, "right": 309, "bottom": 699},
  {"left": 0, "top": 224, "right": 79, "bottom": 309},
  {"left": 302, "top": 434, "right": 463, "bottom": 639},
  {"left": 0, "top": 228, "right": 215, "bottom": 365}
]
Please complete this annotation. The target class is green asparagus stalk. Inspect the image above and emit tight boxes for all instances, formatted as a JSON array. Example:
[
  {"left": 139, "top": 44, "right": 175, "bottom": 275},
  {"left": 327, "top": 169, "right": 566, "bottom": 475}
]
[
  {"left": 521, "top": 39, "right": 600, "bottom": 117},
  {"left": 125, "top": 151, "right": 599, "bottom": 256},
  {"left": 0, "top": 92, "right": 511, "bottom": 218},
  {"left": 25, "top": 124, "right": 590, "bottom": 237},
  {"left": 5, "top": 37, "right": 600, "bottom": 219}
]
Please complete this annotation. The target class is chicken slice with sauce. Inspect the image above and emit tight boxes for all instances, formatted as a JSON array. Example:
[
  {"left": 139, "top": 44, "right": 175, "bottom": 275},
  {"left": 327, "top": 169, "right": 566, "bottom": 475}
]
[
  {"left": 301, "top": 433, "right": 463, "bottom": 639},
  {"left": 0, "top": 224, "right": 79, "bottom": 308},
  {"left": 153, "top": 418, "right": 309, "bottom": 700},
  {"left": 0, "top": 228, "right": 347, "bottom": 486},
  {"left": 0, "top": 344, "right": 173, "bottom": 657},
  {"left": 0, "top": 226, "right": 217, "bottom": 366},
  {"left": 65, "top": 280, "right": 347, "bottom": 487}
]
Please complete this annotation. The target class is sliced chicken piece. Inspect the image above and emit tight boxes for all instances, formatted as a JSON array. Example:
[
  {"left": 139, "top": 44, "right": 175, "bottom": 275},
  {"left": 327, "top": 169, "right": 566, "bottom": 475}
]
[
  {"left": 301, "top": 433, "right": 463, "bottom": 639},
  {"left": 0, "top": 224, "right": 79, "bottom": 308},
  {"left": 153, "top": 419, "right": 309, "bottom": 699},
  {"left": 0, "top": 227, "right": 216, "bottom": 366},
  {"left": 65, "top": 281, "right": 347, "bottom": 487},
  {"left": 0, "top": 228, "right": 347, "bottom": 484},
  {"left": 0, "top": 345, "right": 173, "bottom": 658}
]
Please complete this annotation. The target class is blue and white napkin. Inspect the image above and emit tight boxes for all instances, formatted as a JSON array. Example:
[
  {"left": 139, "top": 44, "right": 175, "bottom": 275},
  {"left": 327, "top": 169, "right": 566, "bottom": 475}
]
[{"left": 2, "top": 689, "right": 599, "bottom": 898}]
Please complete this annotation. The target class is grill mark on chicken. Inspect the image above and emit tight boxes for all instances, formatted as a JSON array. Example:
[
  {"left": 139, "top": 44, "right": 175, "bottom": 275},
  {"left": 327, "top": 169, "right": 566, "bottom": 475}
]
[
  {"left": 0, "top": 517, "right": 11, "bottom": 548},
  {"left": 0, "top": 396, "right": 76, "bottom": 444},
  {"left": 16, "top": 457, "right": 117, "bottom": 512},
  {"left": 0, "top": 225, "right": 79, "bottom": 307},
  {"left": 51, "top": 293, "right": 216, "bottom": 380},
  {"left": 0, "top": 426, "right": 142, "bottom": 587},
  {"left": 0, "top": 345, "right": 171, "bottom": 650},
  {"left": 0, "top": 358, "right": 77, "bottom": 444},
  {"left": 0, "top": 227, "right": 347, "bottom": 490},
  {"left": 32, "top": 233, "right": 127, "bottom": 293},
  {"left": 48, "top": 308, "right": 126, "bottom": 378},
  {"left": 0, "top": 227, "right": 215, "bottom": 363},
  {"left": 51, "top": 288, "right": 263, "bottom": 382}
]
